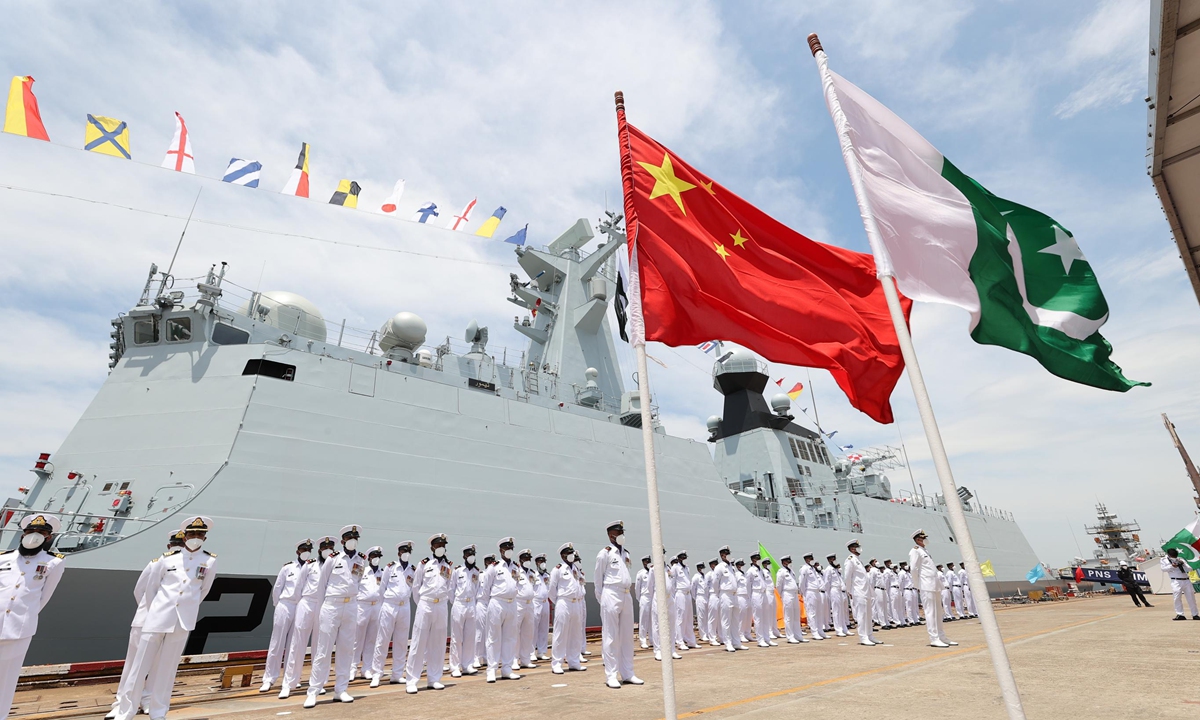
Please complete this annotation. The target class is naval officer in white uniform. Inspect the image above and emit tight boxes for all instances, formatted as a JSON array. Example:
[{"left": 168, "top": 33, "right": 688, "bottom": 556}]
[
  {"left": 713, "top": 546, "right": 739, "bottom": 651},
  {"left": 449, "top": 544, "right": 480, "bottom": 677},
  {"left": 352, "top": 546, "right": 384, "bottom": 680},
  {"left": 843, "top": 540, "right": 877, "bottom": 646},
  {"left": 635, "top": 556, "right": 651, "bottom": 648},
  {"left": 594, "top": 521, "right": 642, "bottom": 689},
  {"left": 260, "top": 539, "right": 312, "bottom": 693},
  {"left": 281, "top": 536, "right": 335, "bottom": 697},
  {"left": 1162, "top": 548, "right": 1200, "bottom": 620},
  {"left": 774, "top": 555, "right": 805, "bottom": 644},
  {"left": 909, "top": 530, "right": 957, "bottom": 648},
  {"left": 115, "top": 516, "right": 216, "bottom": 720},
  {"left": 797, "top": 553, "right": 828, "bottom": 640},
  {"left": 304, "top": 525, "right": 365, "bottom": 708},
  {"left": 368, "top": 541, "right": 415, "bottom": 687},
  {"left": 0, "top": 514, "right": 66, "bottom": 720},
  {"left": 482, "top": 537, "right": 521, "bottom": 683},
  {"left": 547, "top": 542, "right": 587, "bottom": 674},
  {"left": 405, "top": 533, "right": 452, "bottom": 694}
]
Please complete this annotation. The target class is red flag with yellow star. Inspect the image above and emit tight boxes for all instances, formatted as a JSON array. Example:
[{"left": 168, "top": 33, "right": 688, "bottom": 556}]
[{"left": 615, "top": 98, "right": 910, "bottom": 423}]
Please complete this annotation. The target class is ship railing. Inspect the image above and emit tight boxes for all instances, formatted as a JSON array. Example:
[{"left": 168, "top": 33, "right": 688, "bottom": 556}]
[
  {"left": 0, "top": 508, "right": 177, "bottom": 553},
  {"left": 736, "top": 495, "right": 863, "bottom": 533}
]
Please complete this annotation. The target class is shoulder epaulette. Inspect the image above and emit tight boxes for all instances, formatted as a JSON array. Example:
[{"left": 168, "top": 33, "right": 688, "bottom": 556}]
[
  {"left": 54, "top": 553, "right": 64, "bottom": 559},
  {"left": 0, "top": 550, "right": 13, "bottom": 556},
  {"left": 555, "top": 563, "right": 563, "bottom": 569},
  {"left": 604, "top": 545, "right": 612, "bottom": 551},
  {"left": 386, "top": 561, "right": 395, "bottom": 567},
  {"left": 164, "top": 548, "right": 181, "bottom": 556},
  {"left": 204, "top": 550, "right": 217, "bottom": 558}
]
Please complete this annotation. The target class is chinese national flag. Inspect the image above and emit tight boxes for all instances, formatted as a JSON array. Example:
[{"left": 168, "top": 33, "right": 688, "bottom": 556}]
[{"left": 616, "top": 102, "right": 910, "bottom": 424}]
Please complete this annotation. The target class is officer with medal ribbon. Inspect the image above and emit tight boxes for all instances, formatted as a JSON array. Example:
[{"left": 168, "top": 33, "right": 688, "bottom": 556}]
[
  {"left": 533, "top": 553, "right": 551, "bottom": 661},
  {"left": 260, "top": 539, "right": 312, "bottom": 693},
  {"left": 593, "top": 520, "right": 642, "bottom": 689},
  {"left": 774, "top": 555, "right": 805, "bottom": 643},
  {"left": 352, "top": 546, "right": 384, "bottom": 681},
  {"left": 281, "top": 536, "right": 335, "bottom": 698},
  {"left": 0, "top": 514, "right": 65, "bottom": 720},
  {"left": 114, "top": 516, "right": 216, "bottom": 720},
  {"left": 304, "top": 525, "right": 365, "bottom": 708},
  {"left": 843, "top": 540, "right": 878, "bottom": 646},
  {"left": 635, "top": 555, "right": 652, "bottom": 649},
  {"left": 482, "top": 537, "right": 522, "bottom": 683},
  {"left": 513, "top": 549, "right": 538, "bottom": 671},
  {"left": 405, "top": 533, "right": 452, "bottom": 694},
  {"left": 448, "top": 544, "right": 480, "bottom": 677},
  {"left": 368, "top": 540, "right": 415, "bottom": 688},
  {"left": 909, "top": 529, "right": 957, "bottom": 648},
  {"left": 547, "top": 542, "right": 587, "bottom": 674}
]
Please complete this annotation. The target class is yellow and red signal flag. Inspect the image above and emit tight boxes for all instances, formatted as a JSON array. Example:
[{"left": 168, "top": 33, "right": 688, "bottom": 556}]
[
  {"left": 787, "top": 382, "right": 804, "bottom": 401},
  {"left": 3, "top": 76, "right": 49, "bottom": 141},
  {"left": 614, "top": 93, "right": 910, "bottom": 424}
]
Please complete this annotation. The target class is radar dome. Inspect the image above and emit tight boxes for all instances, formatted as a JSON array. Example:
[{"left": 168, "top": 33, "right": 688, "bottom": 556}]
[
  {"left": 770, "top": 393, "right": 792, "bottom": 415},
  {"left": 379, "top": 312, "right": 427, "bottom": 357},
  {"left": 706, "top": 415, "right": 722, "bottom": 433},
  {"left": 717, "top": 347, "right": 766, "bottom": 375},
  {"left": 240, "top": 291, "right": 327, "bottom": 343}
]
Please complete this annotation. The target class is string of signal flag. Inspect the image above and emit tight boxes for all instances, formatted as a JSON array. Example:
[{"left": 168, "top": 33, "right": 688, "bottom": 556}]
[{"left": 3, "top": 75, "right": 530, "bottom": 246}]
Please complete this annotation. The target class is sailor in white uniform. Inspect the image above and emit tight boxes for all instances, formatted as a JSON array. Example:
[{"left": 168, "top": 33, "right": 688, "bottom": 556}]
[
  {"left": 646, "top": 553, "right": 681, "bottom": 661},
  {"left": 0, "top": 514, "right": 65, "bottom": 720},
  {"left": 868, "top": 559, "right": 886, "bottom": 629},
  {"left": 281, "top": 536, "right": 335, "bottom": 698},
  {"left": 673, "top": 552, "right": 697, "bottom": 649},
  {"left": 635, "top": 556, "right": 652, "bottom": 648},
  {"left": 473, "top": 554, "right": 495, "bottom": 669},
  {"left": 762, "top": 558, "right": 782, "bottom": 640},
  {"left": 746, "top": 554, "right": 771, "bottom": 647},
  {"left": 368, "top": 541, "right": 413, "bottom": 688},
  {"left": 594, "top": 520, "right": 642, "bottom": 689},
  {"left": 513, "top": 549, "right": 539, "bottom": 670},
  {"left": 304, "top": 525, "right": 365, "bottom": 708},
  {"left": 713, "top": 547, "right": 741, "bottom": 651},
  {"left": 115, "top": 516, "right": 216, "bottom": 720},
  {"left": 797, "top": 553, "right": 828, "bottom": 640},
  {"left": 705, "top": 558, "right": 720, "bottom": 644},
  {"left": 548, "top": 543, "right": 587, "bottom": 674},
  {"left": 885, "top": 560, "right": 903, "bottom": 628},
  {"left": 352, "top": 546, "right": 384, "bottom": 680},
  {"left": 956, "top": 563, "right": 978, "bottom": 618},
  {"left": 734, "top": 559, "right": 752, "bottom": 643},
  {"left": 909, "top": 530, "right": 957, "bottom": 648},
  {"left": 946, "top": 562, "right": 965, "bottom": 619},
  {"left": 260, "top": 539, "right": 311, "bottom": 693},
  {"left": 691, "top": 563, "right": 709, "bottom": 644},
  {"left": 899, "top": 561, "right": 919, "bottom": 626},
  {"left": 405, "top": 533, "right": 452, "bottom": 694},
  {"left": 482, "top": 537, "right": 521, "bottom": 683},
  {"left": 843, "top": 540, "right": 877, "bottom": 646},
  {"left": 533, "top": 553, "right": 551, "bottom": 660},
  {"left": 774, "top": 556, "right": 805, "bottom": 643},
  {"left": 449, "top": 544, "right": 480, "bottom": 677},
  {"left": 938, "top": 564, "right": 954, "bottom": 621},
  {"left": 824, "top": 554, "right": 849, "bottom": 637},
  {"left": 1162, "top": 548, "right": 1200, "bottom": 620},
  {"left": 106, "top": 532, "right": 183, "bottom": 718}
]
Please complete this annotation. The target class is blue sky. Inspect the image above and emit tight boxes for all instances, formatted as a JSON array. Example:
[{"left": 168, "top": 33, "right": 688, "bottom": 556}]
[{"left": 1, "top": 1, "right": 1195, "bottom": 566}]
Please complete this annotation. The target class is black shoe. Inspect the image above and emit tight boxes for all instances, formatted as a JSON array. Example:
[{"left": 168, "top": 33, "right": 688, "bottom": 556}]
[
  {"left": 1145, "top": 604, "right": 1153, "bottom": 607},
  {"left": 1173, "top": 615, "right": 1186, "bottom": 621},
  {"left": 1193, "top": 616, "right": 1200, "bottom": 620}
]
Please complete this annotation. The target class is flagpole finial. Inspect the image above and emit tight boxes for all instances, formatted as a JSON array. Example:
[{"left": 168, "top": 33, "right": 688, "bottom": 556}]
[
  {"left": 807, "top": 33, "right": 823, "bottom": 56},
  {"left": 614, "top": 91, "right": 625, "bottom": 111}
]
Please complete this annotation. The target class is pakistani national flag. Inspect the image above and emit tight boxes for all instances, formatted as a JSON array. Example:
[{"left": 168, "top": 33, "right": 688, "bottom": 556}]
[
  {"left": 1163, "top": 518, "right": 1200, "bottom": 570},
  {"left": 825, "top": 70, "right": 1146, "bottom": 391}
]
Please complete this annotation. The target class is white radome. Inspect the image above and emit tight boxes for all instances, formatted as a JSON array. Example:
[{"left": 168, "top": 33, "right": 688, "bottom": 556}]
[
  {"left": 380, "top": 312, "right": 428, "bottom": 354},
  {"left": 239, "top": 291, "right": 327, "bottom": 343}
]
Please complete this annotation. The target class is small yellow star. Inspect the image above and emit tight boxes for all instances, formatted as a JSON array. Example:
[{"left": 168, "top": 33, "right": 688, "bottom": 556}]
[
  {"left": 713, "top": 242, "right": 731, "bottom": 260},
  {"left": 637, "top": 153, "right": 697, "bottom": 215},
  {"left": 731, "top": 229, "right": 750, "bottom": 248},
  {"left": 702, "top": 180, "right": 715, "bottom": 194}
]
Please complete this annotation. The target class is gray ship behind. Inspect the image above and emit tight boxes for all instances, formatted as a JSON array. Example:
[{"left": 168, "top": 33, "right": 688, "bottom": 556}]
[{"left": 6, "top": 215, "right": 1039, "bottom": 664}]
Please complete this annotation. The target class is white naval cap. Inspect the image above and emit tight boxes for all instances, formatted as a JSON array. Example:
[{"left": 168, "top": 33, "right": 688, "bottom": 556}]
[
  {"left": 846, "top": 539, "right": 860, "bottom": 549},
  {"left": 779, "top": 555, "right": 792, "bottom": 562},
  {"left": 297, "top": 538, "right": 314, "bottom": 547},
  {"left": 912, "top": 529, "right": 928, "bottom": 540},
  {"left": 396, "top": 539, "right": 414, "bottom": 550},
  {"left": 181, "top": 516, "right": 214, "bottom": 533},
  {"left": 535, "top": 552, "right": 547, "bottom": 560},
  {"left": 20, "top": 513, "right": 61, "bottom": 533},
  {"left": 518, "top": 548, "right": 533, "bottom": 557},
  {"left": 367, "top": 545, "right": 383, "bottom": 555},
  {"left": 428, "top": 533, "right": 448, "bottom": 545},
  {"left": 498, "top": 536, "right": 515, "bottom": 547},
  {"left": 605, "top": 520, "right": 624, "bottom": 532},
  {"left": 734, "top": 558, "right": 745, "bottom": 565},
  {"left": 340, "top": 524, "right": 362, "bottom": 537},
  {"left": 802, "top": 551, "right": 814, "bottom": 559},
  {"left": 558, "top": 542, "right": 574, "bottom": 554},
  {"left": 317, "top": 535, "right": 337, "bottom": 545},
  {"left": 718, "top": 545, "right": 731, "bottom": 554},
  {"left": 462, "top": 544, "right": 477, "bottom": 554}
]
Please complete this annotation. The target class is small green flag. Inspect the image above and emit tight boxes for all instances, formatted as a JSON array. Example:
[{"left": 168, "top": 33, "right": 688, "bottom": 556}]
[{"left": 758, "top": 542, "right": 779, "bottom": 583}]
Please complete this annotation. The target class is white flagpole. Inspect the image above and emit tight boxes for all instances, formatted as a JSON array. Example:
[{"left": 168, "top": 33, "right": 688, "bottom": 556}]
[
  {"left": 808, "top": 34, "right": 1027, "bottom": 720},
  {"left": 615, "top": 90, "right": 678, "bottom": 720}
]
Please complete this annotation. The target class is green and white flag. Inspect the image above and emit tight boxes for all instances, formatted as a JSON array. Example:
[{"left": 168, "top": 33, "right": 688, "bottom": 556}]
[
  {"left": 822, "top": 67, "right": 1146, "bottom": 391},
  {"left": 1163, "top": 518, "right": 1200, "bottom": 570}
]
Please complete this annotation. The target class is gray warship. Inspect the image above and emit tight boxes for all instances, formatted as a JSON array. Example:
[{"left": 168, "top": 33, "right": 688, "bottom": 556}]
[{"left": 5, "top": 215, "right": 1040, "bottom": 664}]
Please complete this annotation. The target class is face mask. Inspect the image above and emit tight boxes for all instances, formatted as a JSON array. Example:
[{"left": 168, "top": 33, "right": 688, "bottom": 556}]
[
  {"left": 565, "top": 553, "right": 575, "bottom": 563},
  {"left": 614, "top": 533, "right": 626, "bottom": 546},
  {"left": 465, "top": 554, "right": 476, "bottom": 565},
  {"left": 343, "top": 539, "right": 358, "bottom": 552},
  {"left": 298, "top": 551, "right": 312, "bottom": 562},
  {"left": 502, "top": 549, "right": 512, "bottom": 560},
  {"left": 185, "top": 537, "right": 204, "bottom": 551},
  {"left": 369, "top": 557, "right": 380, "bottom": 568},
  {"left": 400, "top": 552, "right": 411, "bottom": 563},
  {"left": 321, "top": 548, "right": 334, "bottom": 559},
  {"left": 20, "top": 534, "right": 44, "bottom": 550},
  {"left": 433, "top": 547, "right": 446, "bottom": 558},
  {"left": 537, "top": 561, "right": 546, "bottom": 570}
]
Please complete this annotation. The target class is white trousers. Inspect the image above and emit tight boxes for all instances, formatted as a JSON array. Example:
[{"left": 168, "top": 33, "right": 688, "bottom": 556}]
[
  {"left": 951, "top": 586, "right": 965, "bottom": 618},
  {"left": 649, "top": 592, "right": 676, "bottom": 651},
  {"left": 115, "top": 627, "right": 188, "bottom": 720},
  {"left": 263, "top": 600, "right": 298, "bottom": 685},
  {"left": 353, "top": 600, "right": 381, "bottom": 673},
  {"left": 889, "top": 588, "right": 904, "bottom": 624},
  {"left": 766, "top": 590, "right": 781, "bottom": 637},
  {"left": 780, "top": 590, "right": 801, "bottom": 641},
  {"left": 737, "top": 595, "right": 750, "bottom": 639},
  {"left": 370, "top": 600, "right": 411, "bottom": 681},
  {"left": 751, "top": 593, "right": 770, "bottom": 644},
  {"left": 449, "top": 600, "right": 477, "bottom": 673},
  {"left": 695, "top": 594, "right": 709, "bottom": 641},
  {"left": 707, "top": 594, "right": 721, "bottom": 640},
  {"left": 1173, "top": 578, "right": 1199, "bottom": 616},
  {"left": 921, "top": 590, "right": 949, "bottom": 644},
  {"left": 675, "top": 591, "right": 696, "bottom": 647},
  {"left": 0, "top": 637, "right": 32, "bottom": 720},
  {"left": 535, "top": 599, "right": 550, "bottom": 655},
  {"left": 963, "top": 584, "right": 978, "bottom": 616},
  {"left": 473, "top": 600, "right": 488, "bottom": 665},
  {"left": 718, "top": 593, "right": 737, "bottom": 649},
  {"left": 638, "top": 595, "right": 652, "bottom": 644},
  {"left": 308, "top": 598, "right": 358, "bottom": 695},
  {"left": 515, "top": 598, "right": 536, "bottom": 666},
  {"left": 110, "top": 626, "right": 153, "bottom": 712},
  {"left": 852, "top": 591, "right": 875, "bottom": 643},
  {"left": 486, "top": 598, "right": 518, "bottom": 674},
  {"left": 803, "top": 590, "right": 827, "bottom": 638},
  {"left": 905, "top": 589, "right": 920, "bottom": 624},
  {"left": 405, "top": 597, "right": 448, "bottom": 686},
  {"left": 599, "top": 589, "right": 635, "bottom": 683},
  {"left": 550, "top": 597, "right": 584, "bottom": 671},
  {"left": 873, "top": 587, "right": 888, "bottom": 624},
  {"left": 283, "top": 597, "right": 319, "bottom": 689},
  {"left": 829, "top": 587, "right": 849, "bottom": 634},
  {"left": 941, "top": 588, "right": 953, "bottom": 618}
]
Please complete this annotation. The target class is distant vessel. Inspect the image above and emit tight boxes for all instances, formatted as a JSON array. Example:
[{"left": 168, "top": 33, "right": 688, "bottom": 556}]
[{"left": 3, "top": 214, "right": 1040, "bottom": 664}]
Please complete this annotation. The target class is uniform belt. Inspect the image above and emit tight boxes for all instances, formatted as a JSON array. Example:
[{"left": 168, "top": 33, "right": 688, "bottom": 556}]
[
  {"left": 430, "top": 598, "right": 440, "bottom": 603},
  {"left": 501, "top": 598, "right": 513, "bottom": 603},
  {"left": 522, "top": 599, "right": 532, "bottom": 604},
  {"left": 340, "top": 597, "right": 353, "bottom": 603}
]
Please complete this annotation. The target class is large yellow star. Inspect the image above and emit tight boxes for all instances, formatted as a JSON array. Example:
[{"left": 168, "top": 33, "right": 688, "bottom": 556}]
[
  {"left": 731, "top": 229, "right": 750, "bottom": 248},
  {"left": 637, "top": 153, "right": 696, "bottom": 215},
  {"left": 713, "top": 242, "right": 731, "bottom": 260}
]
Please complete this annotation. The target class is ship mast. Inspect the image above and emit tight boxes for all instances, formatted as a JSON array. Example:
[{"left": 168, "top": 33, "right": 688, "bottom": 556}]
[{"left": 1163, "top": 413, "right": 1200, "bottom": 508}]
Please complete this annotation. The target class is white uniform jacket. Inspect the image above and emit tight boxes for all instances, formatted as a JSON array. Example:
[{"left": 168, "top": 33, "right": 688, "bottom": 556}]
[
  {"left": 593, "top": 545, "right": 632, "bottom": 601},
  {"left": 843, "top": 555, "right": 870, "bottom": 597},
  {"left": 907, "top": 547, "right": 942, "bottom": 592},
  {"left": 140, "top": 548, "right": 217, "bottom": 634},
  {"left": 451, "top": 565, "right": 481, "bottom": 604},
  {"left": 0, "top": 549, "right": 65, "bottom": 640},
  {"left": 318, "top": 551, "right": 365, "bottom": 599},
  {"left": 411, "top": 556, "right": 452, "bottom": 603},
  {"left": 273, "top": 560, "right": 306, "bottom": 606},
  {"left": 379, "top": 561, "right": 414, "bottom": 605},
  {"left": 775, "top": 566, "right": 799, "bottom": 595}
]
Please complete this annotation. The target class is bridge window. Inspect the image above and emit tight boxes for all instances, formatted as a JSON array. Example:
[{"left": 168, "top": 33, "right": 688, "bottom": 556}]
[
  {"left": 133, "top": 319, "right": 159, "bottom": 345},
  {"left": 243, "top": 359, "right": 296, "bottom": 381},
  {"left": 212, "top": 323, "right": 249, "bottom": 345},
  {"left": 166, "top": 316, "right": 192, "bottom": 342}
]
